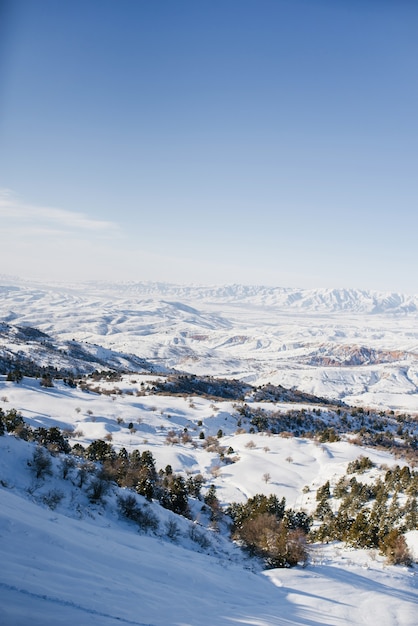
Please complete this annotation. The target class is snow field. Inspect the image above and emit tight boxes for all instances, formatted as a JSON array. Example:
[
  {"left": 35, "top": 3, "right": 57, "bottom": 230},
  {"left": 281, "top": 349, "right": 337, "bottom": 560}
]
[{"left": 1, "top": 311, "right": 418, "bottom": 626}]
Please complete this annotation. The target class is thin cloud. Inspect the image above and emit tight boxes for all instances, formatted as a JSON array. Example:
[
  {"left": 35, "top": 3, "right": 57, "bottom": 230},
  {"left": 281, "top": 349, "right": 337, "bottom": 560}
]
[
  {"left": 0, "top": 189, "right": 127, "bottom": 282},
  {"left": 0, "top": 189, "right": 117, "bottom": 233}
]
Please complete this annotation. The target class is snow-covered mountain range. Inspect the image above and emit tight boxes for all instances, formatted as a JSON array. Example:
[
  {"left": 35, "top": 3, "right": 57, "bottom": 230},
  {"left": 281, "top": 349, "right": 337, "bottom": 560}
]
[
  {"left": 2, "top": 277, "right": 418, "bottom": 625},
  {"left": 1, "top": 278, "right": 417, "bottom": 412}
]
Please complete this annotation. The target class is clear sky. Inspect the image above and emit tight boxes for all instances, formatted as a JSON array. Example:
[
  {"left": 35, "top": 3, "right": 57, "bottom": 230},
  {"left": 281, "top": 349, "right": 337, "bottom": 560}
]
[{"left": 0, "top": 0, "right": 417, "bottom": 293}]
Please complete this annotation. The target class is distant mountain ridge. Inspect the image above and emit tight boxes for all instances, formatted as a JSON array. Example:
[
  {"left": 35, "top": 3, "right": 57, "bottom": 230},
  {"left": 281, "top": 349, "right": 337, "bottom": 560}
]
[
  {"left": 1, "top": 277, "right": 417, "bottom": 315},
  {"left": 74, "top": 282, "right": 418, "bottom": 314}
]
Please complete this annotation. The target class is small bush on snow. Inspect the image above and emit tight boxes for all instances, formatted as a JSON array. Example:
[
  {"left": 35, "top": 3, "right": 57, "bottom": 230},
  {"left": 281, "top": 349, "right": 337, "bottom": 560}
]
[
  {"left": 42, "top": 489, "right": 64, "bottom": 510},
  {"left": 117, "top": 493, "right": 159, "bottom": 532},
  {"left": 29, "top": 446, "right": 52, "bottom": 479},
  {"left": 189, "top": 525, "right": 211, "bottom": 550}
]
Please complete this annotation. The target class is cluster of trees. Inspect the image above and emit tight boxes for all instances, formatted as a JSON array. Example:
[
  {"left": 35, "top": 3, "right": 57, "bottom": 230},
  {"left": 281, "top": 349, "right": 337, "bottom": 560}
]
[
  {"left": 74, "top": 446, "right": 314, "bottom": 567},
  {"left": 6, "top": 370, "right": 24, "bottom": 383},
  {"left": 236, "top": 403, "right": 418, "bottom": 460},
  {"left": 252, "top": 383, "right": 334, "bottom": 405},
  {"left": 5, "top": 367, "right": 79, "bottom": 388},
  {"left": 3, "top": 405, "right": 416, "bottom": 569},
  {"left": 2, "top": 410, "right": 313, "bottom": 567},
  {"left": 227, "top": 494, "right": 311, "bottom": 567},
  {"left": 71, "top": 440, "right": 205, "bottom": 518},
  {"left": 0, "top": 408, "right": 70, "bottom": 452},
  {"left": 237, "top": 403, "right": 342, "bottom": 439},
  {"left": 0, "top": 408, "right": 201, "bottom": 517},
  {"left": 150, "top": 374, "right": 250, "bottom": 400},
  {"left": 311, "top": 460, "right": 417, "bottom": 565}
]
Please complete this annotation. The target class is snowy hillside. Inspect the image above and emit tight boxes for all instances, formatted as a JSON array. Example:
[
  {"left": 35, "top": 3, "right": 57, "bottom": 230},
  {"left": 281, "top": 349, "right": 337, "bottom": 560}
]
[
  {"left": 1, "top": 278, "right": 418, "bottom": 411},
  {"left": 1, "top": 278, "right": 418, "bottom": 624},
  {"left": 1, "top": 373, "right": 418, "bottom": 625}
]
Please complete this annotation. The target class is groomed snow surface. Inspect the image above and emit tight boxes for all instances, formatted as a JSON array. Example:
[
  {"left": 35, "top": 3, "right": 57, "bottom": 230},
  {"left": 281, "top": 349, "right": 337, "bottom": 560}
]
[{"left": 1, "top": 376, "right": 418, "bottom": 625}]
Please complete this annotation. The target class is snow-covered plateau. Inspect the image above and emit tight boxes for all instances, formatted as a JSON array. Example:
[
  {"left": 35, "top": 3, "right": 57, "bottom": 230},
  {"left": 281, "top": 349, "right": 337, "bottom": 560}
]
[{"left": 1, "top": 278, "right": 418, "bottom": 625}]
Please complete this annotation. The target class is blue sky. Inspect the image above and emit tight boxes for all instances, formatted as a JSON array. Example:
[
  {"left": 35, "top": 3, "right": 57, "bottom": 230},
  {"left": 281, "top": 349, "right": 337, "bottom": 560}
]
[{"left": 1, "top": 0, "right": 417, "bottom": 292}]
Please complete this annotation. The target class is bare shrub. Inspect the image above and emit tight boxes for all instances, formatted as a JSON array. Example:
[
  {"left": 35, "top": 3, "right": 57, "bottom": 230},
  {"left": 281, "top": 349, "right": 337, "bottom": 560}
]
[
  {"left": 117, "top": 494, "right": 159, "bottom": 532},
  {"left": 286, "top": 529, "right": 309, "bottom": 567},
  {"left": 203, "top": 436, "right": 222, "bottom": 453},
  {"left": 210, "top": 464, "right": 222, "bottom": 478},
  {"left": 30, "top": 446, "right": 52, "bottom": 479},
  {"left": 181, "top": 431, "right": 192, "bottom": 444},
  {"left": 117, "top": 493, "right": 138, "bottom": 519},
  {"left": 280, "top": 431, "right": 294, "bottom": 439},
  {"left": 77, "top": 461, "right": 95, "bottom": 488},
  {"left": 40, "top": 374, "right": 54, "bottom": 388},
  {"left": 235, "top": 513, "right": 308, "bottom": 568},
  {"left": 141, "top": 503, "right": 161, "bottom": 532},
  {"left": 165, "top": 430, "right": 179, "bottom": 445},
  {"left": 137, "top": 505, "right": 158, "bottom": 531},
  {"left": 380, "top": 530, "right": 412, "bottom": 566},
  {"left": 189, "top": 525, "right": 211, "bottom": 549},
  {"left": 165, "top": 518, "right": 181, "bottom": 541},
  {"left": 87, "top": 477, "right": 109, "bottom": 503},
  {"left": 60, "top": 456, "right": 75, "bottom": 479},
  {"left": 42, "top": 489, "right": 64, "bottom": 510},
  {"left": 245, "top": 440, "right": 256, "bottom": 449}
]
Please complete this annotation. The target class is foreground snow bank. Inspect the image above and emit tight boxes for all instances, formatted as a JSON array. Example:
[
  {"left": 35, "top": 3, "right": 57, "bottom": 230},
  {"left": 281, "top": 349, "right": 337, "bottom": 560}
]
[
  {"left": 1, "top": 435, "right": 417, "bottom": 626},
  {"left": 2, "top": 482, "right": 418, "bottom": 626}
]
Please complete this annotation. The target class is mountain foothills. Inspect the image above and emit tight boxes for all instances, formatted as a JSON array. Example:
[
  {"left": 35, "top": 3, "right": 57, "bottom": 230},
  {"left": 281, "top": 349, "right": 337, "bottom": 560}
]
[
  {"left": 1, "top": 279, "right": 418, "bottom": 625},
  {"left": 1, "top": 279, "right": 418, "bottom": 411}
]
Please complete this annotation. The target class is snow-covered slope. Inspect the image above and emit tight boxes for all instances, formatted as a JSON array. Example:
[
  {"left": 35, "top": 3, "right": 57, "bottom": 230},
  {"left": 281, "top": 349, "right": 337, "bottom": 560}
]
[
  {"left": 2, "top": 280, "right": 418, "bottom": 624},
  {"left": 1, "top": 375, "right": 418, "bottom": 625},
  {"left": 0, "top": 320, "right": 166, "bottom": 376},
  {"left": 1, "top": 279, "right": 418, "bottom": 411},
  {"left": 2, "top": 465, "right": 417, "bottom": 626}
]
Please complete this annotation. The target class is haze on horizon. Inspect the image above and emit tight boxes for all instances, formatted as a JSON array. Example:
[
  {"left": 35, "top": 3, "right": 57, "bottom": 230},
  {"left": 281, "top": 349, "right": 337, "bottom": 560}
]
[{"left": 0, "top": 1, "right": 417, "bottom": 294}]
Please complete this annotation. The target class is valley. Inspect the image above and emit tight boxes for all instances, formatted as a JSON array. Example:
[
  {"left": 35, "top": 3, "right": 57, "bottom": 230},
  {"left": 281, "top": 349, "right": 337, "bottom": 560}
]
[{"left": 1, "top": 279, "right": 418, "bottom": 412}]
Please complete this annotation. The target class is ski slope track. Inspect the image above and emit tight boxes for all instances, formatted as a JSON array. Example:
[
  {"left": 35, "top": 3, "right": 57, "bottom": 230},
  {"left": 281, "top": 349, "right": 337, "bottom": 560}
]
[{"left": 1, "top": 278, "right": 418, "bottom": 412}]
